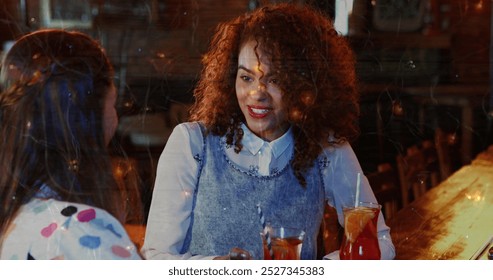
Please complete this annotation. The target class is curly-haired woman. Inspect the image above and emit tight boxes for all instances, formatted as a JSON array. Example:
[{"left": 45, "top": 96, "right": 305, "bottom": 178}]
[{"left": 143, "top": 3, "right": 395, "bottom": 260}]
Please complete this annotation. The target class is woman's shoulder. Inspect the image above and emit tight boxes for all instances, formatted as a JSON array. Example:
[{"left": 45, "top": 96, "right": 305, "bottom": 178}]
[
  {"left": 172, "top": 121, "right": 206, "bottom": 153},
  {"left": 3, "top": 199, "right": 141, "bottom": 260},
  {"left": 175, "top": 121, "right": 204, "bottom": 134}
]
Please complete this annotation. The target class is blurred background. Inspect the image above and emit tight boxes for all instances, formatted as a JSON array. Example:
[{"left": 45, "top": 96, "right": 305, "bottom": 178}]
[{"left": 0, "top": 0, "right": 491, "bottom": 224}]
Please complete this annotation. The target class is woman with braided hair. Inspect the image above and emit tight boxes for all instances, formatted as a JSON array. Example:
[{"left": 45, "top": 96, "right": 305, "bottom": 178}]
[{"left": 143, "top": 3, "right": 395, "bottom": 260}]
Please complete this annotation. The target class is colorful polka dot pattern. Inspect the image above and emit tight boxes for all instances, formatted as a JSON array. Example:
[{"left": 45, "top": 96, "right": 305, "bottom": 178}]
[
  {"left": 36, "top": 205, "right": 133, "bottom": 259},
  {"left": 41, "top": 223, "right": 57, "bottom": 237},
  {"left": 1, "top": 198, "right": 141, "bottom": 260},
  {"left": 77, "top": 208, "right": 96, "bottom": 222}
]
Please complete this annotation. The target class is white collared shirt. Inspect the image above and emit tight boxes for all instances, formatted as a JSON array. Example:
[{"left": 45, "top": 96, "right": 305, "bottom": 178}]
[{"left": 228, "top": 124, "right": 293, "bottom": 176}]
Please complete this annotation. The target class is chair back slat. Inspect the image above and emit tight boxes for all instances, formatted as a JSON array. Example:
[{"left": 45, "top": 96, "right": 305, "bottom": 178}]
[
  {"left": 367, "top": 163, "right": 402, "bottom": 222},
  {"left": 316, "top": 205, "right": 343, "bottom": 259},
  {"left": 396, "top": 140, "right": 442, "bottom": 206}
]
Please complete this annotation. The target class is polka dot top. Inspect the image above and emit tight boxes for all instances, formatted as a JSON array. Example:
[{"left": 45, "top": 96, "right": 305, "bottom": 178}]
[{"left": 1, "top": 198, "right": 142, "bottom": 260}]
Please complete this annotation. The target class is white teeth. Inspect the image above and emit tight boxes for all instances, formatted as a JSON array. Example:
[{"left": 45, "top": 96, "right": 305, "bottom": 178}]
[{"left": 251, "top": 108, "right": 269, "bottom": 114}]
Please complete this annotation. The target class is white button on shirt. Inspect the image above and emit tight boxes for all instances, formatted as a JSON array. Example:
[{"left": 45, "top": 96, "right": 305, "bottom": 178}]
[{"left": 142, "top": 122, "right": 395, "bottom": 260}]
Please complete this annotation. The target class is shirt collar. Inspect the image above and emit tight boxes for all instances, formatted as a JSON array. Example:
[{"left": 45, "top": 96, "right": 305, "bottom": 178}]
[{"left": 240, "top": 123, "right": 292, "bottom": 158}]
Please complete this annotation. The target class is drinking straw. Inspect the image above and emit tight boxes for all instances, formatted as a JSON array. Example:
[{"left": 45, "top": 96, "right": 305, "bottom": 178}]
[
  {"left": 256, "top": 204, "right": 274, "bottom": 259},
  {"left": 355, "top": 172, "right": 361, "bottom": 207}
]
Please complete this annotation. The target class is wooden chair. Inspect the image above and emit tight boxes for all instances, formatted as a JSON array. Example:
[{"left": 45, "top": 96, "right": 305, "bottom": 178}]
[
  {"left": 112, "top": 157, "right": 148, "bottom": 249},
  {"left": 366, "top": 163, "right": 402, "bottom": 222},
  {"left": 421, "top": 140, "right": 441, "bottom": 187},
  {"left": 124, "top": 223, "right": 146, "bottom": 251},
  {"left": 317, "top": 204, "right": 343, "bottom": 259},
  {"left": 111, "top": 157, "right": 144, "bottom": 225},
  {"left": 435, "top": 127, "right": 461, "bottom": 180},
  {"left": 396, "top": 140, "right": 442, "bottom": 206}
]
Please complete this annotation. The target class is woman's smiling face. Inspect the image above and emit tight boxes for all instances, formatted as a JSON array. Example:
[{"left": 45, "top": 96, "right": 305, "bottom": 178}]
[{"left": 235, "top": 40, "right": 289, "bottom": 142}]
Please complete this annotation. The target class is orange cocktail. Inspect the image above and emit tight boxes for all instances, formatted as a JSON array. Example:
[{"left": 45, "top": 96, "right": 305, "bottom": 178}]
[
  {"left": 261, "top": 226, "right": 305, "bottom": 260},
  {"left": 339, "top": 202, "right": 381, "bottom": 260}
]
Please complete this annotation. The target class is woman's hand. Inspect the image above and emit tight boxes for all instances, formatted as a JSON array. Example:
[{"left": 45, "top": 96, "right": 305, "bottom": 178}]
[{"left": 213, "top": 247, "right": 252, "bottom": 260}]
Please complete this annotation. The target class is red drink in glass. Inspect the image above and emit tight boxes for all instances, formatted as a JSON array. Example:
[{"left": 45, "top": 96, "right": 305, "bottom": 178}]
[
  {"left": 261, "top": 226, "right": 305, "bottom": 260},
  {"left": 339, "top": 202, "right": 381, "bottom": 260},
  {"left": 262, "top": 237, "right": 303, "bottom": 260}
]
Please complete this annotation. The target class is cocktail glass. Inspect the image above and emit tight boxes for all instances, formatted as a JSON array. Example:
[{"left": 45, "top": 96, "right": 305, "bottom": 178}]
[
  {"left": 339, "top": 202, "right": 381, "bottom": 260},
  {"left": 260, "top": 225, "right": 305, "bottom": 260}
]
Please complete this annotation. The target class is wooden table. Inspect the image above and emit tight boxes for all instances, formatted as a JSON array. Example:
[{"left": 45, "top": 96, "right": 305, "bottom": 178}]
[{"left": 388, "top": 145, "right": 493, "bottom": 259}]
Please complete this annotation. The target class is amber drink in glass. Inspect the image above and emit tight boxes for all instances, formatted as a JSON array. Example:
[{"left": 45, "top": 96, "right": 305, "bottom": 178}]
[
  {"left": 261, "top": 226, "right": 305, "bottom": 260},
  {"left": 339, "top": 202, "right": 381, "bottom": 260}
]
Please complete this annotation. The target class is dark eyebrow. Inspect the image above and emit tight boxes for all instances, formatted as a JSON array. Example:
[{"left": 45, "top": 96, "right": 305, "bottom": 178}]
[
  {"left": 238, "top": 65, "right": 272, "bottom": 79},
  {"left": 238, "top": 65, "right": 254, "bottom": 74}
]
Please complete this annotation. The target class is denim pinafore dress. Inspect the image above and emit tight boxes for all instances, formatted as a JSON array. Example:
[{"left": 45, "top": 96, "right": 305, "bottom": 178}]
[{"left": 185, "top": 133, "right": 326, "bottom": 259}]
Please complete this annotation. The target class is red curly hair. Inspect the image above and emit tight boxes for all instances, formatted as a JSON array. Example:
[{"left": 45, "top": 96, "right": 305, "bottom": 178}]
[{"left": 190, "top": 3, "right": 360, "bottom": 186}]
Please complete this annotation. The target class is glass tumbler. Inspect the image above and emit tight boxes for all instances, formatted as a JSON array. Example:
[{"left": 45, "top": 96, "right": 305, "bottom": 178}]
[
  {"left": 339, "top": 202, "right": 381, "bottom": 260},
  {"left": 260, "top": 225, "right": 305, "bottom": 260}
]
